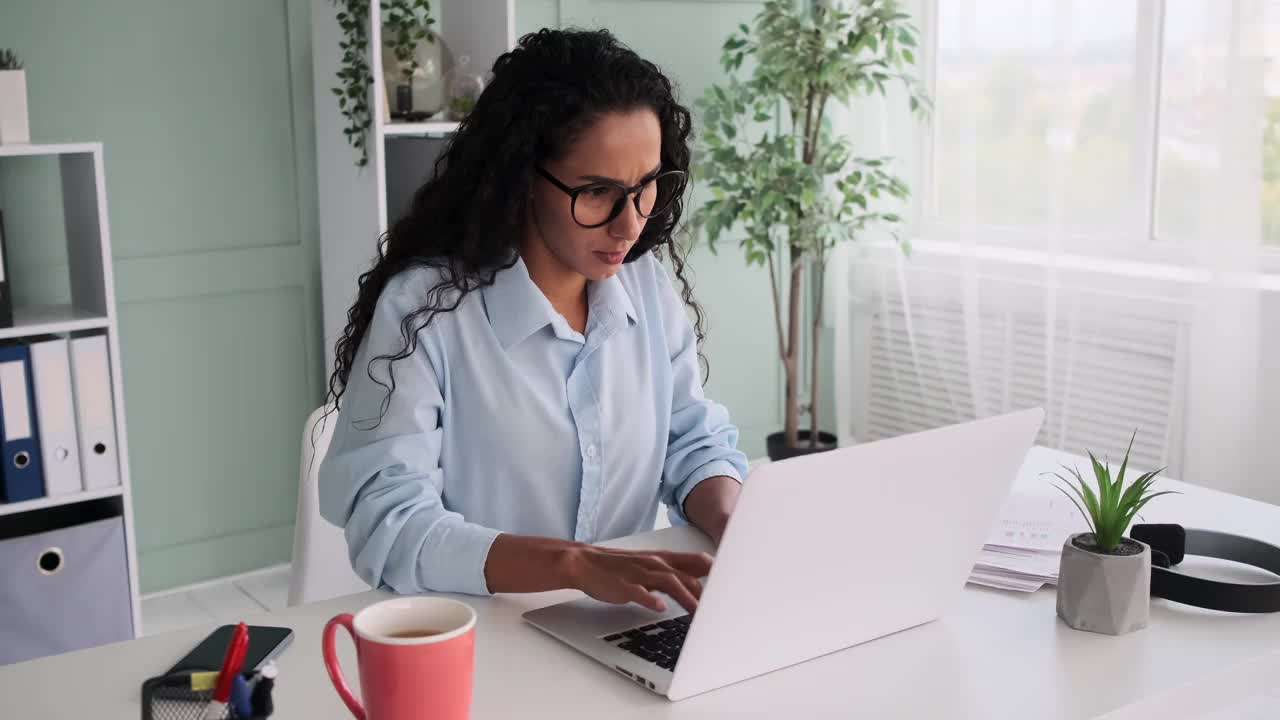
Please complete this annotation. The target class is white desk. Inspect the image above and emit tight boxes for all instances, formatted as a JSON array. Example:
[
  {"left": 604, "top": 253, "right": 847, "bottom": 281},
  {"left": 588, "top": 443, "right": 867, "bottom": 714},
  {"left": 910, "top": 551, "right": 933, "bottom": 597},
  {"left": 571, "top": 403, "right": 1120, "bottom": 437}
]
[{"left": 5, "top": 446, "right": 1279, "bottom": 719}]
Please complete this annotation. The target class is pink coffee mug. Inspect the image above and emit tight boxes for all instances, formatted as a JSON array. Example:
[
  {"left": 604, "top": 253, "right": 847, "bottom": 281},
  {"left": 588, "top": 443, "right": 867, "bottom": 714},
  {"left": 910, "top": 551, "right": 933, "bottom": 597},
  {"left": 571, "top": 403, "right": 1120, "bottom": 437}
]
[{"left": 323, "top": 596, "right": 476, "bottom": 720}]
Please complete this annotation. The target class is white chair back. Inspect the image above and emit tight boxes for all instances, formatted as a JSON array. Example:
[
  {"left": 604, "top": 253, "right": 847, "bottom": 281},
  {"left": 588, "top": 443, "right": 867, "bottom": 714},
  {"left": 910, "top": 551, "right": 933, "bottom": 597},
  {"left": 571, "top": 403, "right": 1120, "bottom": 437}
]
[{"left": 287, "top": 406, "right": 370, "bottom": 606}]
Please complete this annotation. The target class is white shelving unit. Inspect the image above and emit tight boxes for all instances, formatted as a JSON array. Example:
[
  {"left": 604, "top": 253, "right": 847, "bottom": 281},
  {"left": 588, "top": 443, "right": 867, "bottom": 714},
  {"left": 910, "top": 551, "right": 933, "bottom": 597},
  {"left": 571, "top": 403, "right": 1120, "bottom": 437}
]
[
  {"left": 0, "top": 305, "right": 110, "bottom": 341},
  {"left": 0, "top": 142, "right": 141, "bottom": 637},
  {"left": 0, "top": 485, "right": 124, "bottom": 519},
  {"left": 311, "top": 0, "right": 516, "bottom": 355},
  {"left": 381, "top": 120, "right": 461, "bottom": 137}
]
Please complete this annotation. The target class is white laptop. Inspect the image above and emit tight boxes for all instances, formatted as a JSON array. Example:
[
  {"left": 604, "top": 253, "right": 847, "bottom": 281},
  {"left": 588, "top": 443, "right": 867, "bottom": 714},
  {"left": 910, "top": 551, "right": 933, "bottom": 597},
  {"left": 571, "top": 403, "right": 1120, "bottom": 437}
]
[{"left": 522, "top": 407, "right": 1046, "bottom": 701}]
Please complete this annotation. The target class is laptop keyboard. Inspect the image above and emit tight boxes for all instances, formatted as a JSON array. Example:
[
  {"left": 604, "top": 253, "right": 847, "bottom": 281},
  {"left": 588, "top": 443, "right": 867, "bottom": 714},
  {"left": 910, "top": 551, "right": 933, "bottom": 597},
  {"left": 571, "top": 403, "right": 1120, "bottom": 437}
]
[{"left": 601, "top": 614, "right": 691, "bottom": 671}]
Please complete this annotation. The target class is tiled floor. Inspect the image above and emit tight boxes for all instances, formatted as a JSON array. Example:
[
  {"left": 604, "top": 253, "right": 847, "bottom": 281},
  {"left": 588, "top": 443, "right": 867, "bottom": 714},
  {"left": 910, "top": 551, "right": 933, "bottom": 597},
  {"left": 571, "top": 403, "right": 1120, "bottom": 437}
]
[{"left": 140, "top": 564, "right": 291, "bottom": 636}]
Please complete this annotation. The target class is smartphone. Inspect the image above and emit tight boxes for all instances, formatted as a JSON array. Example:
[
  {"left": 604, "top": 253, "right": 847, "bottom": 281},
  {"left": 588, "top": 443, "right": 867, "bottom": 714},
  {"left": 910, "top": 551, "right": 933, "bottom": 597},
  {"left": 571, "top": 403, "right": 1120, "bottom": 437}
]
[{"left": 167, "top": 624, "right": 294, "bottom": 675}]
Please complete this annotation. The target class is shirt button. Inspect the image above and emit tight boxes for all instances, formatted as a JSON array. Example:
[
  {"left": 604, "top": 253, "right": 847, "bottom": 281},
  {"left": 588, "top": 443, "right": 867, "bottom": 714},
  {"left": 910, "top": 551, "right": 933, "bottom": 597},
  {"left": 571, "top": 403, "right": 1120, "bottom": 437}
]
[{"left": 586, "top": 444, "right": 597, "bottom": 460}]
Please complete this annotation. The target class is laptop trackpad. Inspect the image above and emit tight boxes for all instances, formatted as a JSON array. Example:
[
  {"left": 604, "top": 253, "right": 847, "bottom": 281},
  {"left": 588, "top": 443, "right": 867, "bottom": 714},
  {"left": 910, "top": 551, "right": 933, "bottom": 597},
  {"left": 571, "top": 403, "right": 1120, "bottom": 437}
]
[{"left": 524, "top": 595, "right": 687, "bottom": 636}]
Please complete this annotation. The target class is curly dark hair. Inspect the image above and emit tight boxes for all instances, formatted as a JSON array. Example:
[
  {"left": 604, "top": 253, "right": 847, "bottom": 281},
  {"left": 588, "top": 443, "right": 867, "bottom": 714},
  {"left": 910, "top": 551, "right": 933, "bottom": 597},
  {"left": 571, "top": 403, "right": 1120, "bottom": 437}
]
[{"left": 325, "top": 28, "right": 708, "bottom": 420}]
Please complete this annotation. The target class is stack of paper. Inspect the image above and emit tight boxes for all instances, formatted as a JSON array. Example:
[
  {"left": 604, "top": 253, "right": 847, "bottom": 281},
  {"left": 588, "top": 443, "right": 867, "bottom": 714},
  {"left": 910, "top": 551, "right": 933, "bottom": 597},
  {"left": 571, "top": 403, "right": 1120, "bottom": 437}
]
[{"left": 968, "top": 492, "right": 1088, "bottom": 592}]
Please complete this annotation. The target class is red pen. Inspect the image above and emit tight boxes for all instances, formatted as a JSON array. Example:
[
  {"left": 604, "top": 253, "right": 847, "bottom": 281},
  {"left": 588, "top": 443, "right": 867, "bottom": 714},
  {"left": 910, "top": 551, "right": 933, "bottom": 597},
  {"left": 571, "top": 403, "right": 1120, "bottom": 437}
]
[{"left": 203, "top": 622, "right": 249, "bottom": 720}]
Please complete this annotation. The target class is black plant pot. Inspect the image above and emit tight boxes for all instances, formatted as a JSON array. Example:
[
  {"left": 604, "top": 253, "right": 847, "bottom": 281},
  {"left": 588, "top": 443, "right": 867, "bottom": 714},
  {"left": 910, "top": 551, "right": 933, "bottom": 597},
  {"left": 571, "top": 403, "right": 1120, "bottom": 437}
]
[{"left": 766, "top": 430, "right": 838, "bottom": 462}]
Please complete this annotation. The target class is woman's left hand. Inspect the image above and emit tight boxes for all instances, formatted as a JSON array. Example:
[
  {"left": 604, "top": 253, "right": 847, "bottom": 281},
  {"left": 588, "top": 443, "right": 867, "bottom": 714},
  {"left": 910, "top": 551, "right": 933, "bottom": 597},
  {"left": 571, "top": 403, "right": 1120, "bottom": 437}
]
[{"left": 682, "top": 475, "right": 741, "bottom": 546}]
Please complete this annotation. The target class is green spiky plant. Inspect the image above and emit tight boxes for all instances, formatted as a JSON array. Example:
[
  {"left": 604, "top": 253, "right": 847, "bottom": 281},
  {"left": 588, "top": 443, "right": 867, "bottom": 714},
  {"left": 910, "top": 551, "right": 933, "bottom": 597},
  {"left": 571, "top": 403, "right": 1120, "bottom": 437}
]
[
  {"left": 1049, "top": 432, "right": 1179, "bottom": 553},
  {"left": 0, "top": 49, "right": 23, "bottom": 71}
]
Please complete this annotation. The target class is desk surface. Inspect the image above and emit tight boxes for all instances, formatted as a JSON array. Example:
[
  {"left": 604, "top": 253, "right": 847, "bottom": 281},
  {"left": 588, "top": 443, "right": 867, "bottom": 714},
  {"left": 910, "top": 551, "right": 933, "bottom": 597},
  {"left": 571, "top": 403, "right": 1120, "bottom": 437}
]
[{"left": 5, "top": 446, "right": 1279, "bottom": 719}]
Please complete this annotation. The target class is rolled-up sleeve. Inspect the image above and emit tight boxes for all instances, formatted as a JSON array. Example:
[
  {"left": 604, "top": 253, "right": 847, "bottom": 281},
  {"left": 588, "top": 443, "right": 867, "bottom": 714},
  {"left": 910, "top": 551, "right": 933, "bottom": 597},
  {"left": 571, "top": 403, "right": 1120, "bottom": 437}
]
[
  {"left": 653, "top": 262, "right": 750, "bottom": 526},
  {"left": 318, "top": 276, "right": 501, "bottom": 596}
]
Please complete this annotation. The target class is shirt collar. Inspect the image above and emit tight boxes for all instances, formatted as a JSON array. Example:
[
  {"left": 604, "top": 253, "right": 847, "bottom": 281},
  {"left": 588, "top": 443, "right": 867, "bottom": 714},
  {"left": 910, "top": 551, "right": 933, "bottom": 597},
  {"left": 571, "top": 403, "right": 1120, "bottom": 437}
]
[
  {"left": 588, "top": 269, "right": 639, "bottom": 332},
  {"left": 481, "top": 256, "right": 557, "bottom": 350},
  {"left": 481, "top": 254, "right": 639, "bottom": 350}
]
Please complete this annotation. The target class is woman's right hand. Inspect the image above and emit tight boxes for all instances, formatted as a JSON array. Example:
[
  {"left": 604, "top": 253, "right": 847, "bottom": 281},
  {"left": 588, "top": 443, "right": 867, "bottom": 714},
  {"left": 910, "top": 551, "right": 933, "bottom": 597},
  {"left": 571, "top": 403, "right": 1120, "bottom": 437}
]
[{"left": 561, "top": 545, "right": 714, "bottom": 614}]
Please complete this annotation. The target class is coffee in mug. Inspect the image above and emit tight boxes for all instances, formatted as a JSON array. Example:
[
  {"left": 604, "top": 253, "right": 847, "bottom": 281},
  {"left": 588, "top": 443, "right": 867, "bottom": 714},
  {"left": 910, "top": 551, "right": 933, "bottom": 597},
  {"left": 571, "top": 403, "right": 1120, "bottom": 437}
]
[
  {"left": 385, "top": 628, "right": 444, "bottom": 639},
  {"left": 323, "top": 597, "right": 476, "bottom": 720}
]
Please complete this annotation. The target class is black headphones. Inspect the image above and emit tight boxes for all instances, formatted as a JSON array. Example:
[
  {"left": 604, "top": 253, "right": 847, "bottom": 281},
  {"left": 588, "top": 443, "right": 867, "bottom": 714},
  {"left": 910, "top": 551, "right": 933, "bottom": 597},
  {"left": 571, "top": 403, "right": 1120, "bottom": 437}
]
[{"left": 1130, "top": 524, "right": 1280, "bottom": 614}]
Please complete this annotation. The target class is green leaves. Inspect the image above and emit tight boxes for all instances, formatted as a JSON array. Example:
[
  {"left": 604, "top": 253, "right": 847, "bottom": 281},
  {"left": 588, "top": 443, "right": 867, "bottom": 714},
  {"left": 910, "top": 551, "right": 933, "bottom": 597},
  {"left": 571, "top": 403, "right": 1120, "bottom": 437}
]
[
  {"left": 0, "top": 48, "right": 23, "bottom": 71},
  {"left": 686, "top": 0, "right": 929, "bottom": 392},
  {"left": 689, "top": 0, "right": 929, "bottom": 249},
  {"left": 330, "top": 0, "right": 435, "bottom": 168},
  {"left": 1047, "top": 431, "right": 1180, "bottom": 553},
  {"left": 384, "top": 0, "right": 436, "bottom": 80}
]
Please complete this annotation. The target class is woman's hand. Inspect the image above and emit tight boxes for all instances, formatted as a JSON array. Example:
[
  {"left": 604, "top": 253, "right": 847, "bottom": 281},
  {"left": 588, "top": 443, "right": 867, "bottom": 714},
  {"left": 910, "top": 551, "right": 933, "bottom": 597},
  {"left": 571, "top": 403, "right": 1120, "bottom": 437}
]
[
  {"left": 561, "top": 545, "right": 713, "bottom": 613},
  {"left": 683, "top": 475, "right": 741, "bottom": 546}
]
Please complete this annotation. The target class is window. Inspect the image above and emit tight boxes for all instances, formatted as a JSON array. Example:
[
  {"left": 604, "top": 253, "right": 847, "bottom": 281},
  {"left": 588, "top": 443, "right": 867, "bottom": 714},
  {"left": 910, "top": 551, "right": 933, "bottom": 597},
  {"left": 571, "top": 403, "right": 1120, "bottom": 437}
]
[
  {"left": 834, "top": 1, "right": 1280, "bottom": 497},
  {"left": 928, "top": 0, "right": 1280, "bottom": 254},
  {"left": 932, "top": 0, "right": 1148, "bottom": 241},
  {"left": 1157, "top": 0, "right": 1280, "bottom": 246}
]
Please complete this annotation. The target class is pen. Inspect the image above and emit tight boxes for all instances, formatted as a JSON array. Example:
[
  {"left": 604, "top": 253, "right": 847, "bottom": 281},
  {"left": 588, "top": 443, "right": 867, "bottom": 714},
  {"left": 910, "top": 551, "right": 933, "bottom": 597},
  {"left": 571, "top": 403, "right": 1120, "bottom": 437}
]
[
  {"left": 229, "top": 673, "right": 253, "bottom": 719},
  {"left": 203, "top": 622, "right": 249, "bottom": 720}
]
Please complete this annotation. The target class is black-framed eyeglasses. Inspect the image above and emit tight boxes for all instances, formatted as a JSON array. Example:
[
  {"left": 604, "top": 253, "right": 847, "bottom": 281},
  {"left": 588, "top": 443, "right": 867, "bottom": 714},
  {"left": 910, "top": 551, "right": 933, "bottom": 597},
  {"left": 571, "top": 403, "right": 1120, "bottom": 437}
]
[{"left": 536, "top": 166, "right": 687, "bottom": 228}]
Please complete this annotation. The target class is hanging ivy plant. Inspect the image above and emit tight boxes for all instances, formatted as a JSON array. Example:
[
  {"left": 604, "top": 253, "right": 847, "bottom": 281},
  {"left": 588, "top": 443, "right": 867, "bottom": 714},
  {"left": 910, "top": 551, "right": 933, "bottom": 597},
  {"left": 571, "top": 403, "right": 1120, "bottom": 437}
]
[
  {"left": 330, "top": 0, "right": 435, "bottom": 168},
  {"left": 384, "top": 0, "right": 435, "bottom": 83}
]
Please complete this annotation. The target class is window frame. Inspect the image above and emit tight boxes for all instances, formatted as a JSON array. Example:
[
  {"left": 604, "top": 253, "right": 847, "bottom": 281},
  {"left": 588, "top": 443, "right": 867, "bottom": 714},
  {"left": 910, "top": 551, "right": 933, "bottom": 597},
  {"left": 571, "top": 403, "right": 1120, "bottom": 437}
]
[{"left": 918, "top": 0, "right": 1280, "bottom": 272}]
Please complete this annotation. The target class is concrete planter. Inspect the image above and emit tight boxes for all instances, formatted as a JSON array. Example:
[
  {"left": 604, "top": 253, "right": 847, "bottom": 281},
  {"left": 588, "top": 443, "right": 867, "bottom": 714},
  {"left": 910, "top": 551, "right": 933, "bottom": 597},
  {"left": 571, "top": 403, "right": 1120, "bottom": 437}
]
[
  {"left": 0, "top": 70, "right": 30, "bottom": 144},
  {"left": 1056, "top": 532, "right": 1150, "bottom": 635}
]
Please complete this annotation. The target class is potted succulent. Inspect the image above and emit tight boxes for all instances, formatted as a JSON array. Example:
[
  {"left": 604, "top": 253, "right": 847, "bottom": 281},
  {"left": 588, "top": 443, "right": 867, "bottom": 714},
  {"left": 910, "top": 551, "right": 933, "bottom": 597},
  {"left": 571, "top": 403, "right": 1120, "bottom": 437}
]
[
  {"left": 1049, "top": 433, "right": 1178, "bottom": 635},
  {"left": 0, "top": 49, "right": 29, "bottom": 144},
  {"left": 691, "top": 0, "right": 929, "bottom": 460}
]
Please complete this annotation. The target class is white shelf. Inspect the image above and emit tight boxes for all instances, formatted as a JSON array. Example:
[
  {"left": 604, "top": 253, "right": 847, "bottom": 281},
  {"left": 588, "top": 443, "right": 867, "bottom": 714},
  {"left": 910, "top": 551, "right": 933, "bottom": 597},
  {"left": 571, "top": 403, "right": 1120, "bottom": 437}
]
[
  {"left": 382, "top": 120, "right": 460, "bottom": 137},
  {"left": 0, "top": 305, "right": 111, "bottom": 341},
  {"left": 0, "top": 142, "right": 101, "bottom": 158},
  {"left": 313, "top": 0, "right": 514, "bottom": 361},
  {"left": 0, "top": 137, "right": 141, "bottom": 640},
  {"left": 0, "top": 485, "right": 124, "bottom": 518}
]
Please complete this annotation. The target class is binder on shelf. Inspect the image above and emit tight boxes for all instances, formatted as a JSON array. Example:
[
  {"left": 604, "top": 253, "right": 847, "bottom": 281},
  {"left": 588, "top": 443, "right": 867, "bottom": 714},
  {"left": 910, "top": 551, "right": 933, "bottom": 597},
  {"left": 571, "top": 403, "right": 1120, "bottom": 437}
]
[
  {"left": 68, "top": 333, "right": 119, "bottom": 490},
  {"left": 0, "top": 344, "right": 45, "bottom": 502},
  {"left": 29, "top": 336, "right": 83, "bottom": 497},
  {"left": 0, "top": 210, "right": 13, "bottom": 329}
]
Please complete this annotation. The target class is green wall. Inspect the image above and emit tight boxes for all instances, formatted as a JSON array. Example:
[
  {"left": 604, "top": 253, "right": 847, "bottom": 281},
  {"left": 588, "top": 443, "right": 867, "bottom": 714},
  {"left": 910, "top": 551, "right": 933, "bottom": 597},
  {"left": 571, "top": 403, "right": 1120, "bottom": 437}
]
[
  {"left": 0, "top": 0, "right": 782, "bottom": 593},
  {"left": 0, "top": 0, "right": 323, "bottom": 592}
]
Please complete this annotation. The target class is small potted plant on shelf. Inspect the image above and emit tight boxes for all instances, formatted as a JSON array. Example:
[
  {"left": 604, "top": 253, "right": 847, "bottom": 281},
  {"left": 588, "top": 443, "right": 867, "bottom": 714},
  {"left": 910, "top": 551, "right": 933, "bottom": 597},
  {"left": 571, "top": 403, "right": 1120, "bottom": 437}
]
[
  {"left": 330, "top": 0, "right": 438, "bottom": 167},
  {"left": 1049, "top": 432, "right": 1178, "bottom": 635},
  {"left": 382, "top": 0, "right": 439, "bottom": 121},
  {"left": 444, "top": 55, "right": 483, "bottom": 121},
  {"left": 0, "top": 49, "right": 30, "bottom": 144}
]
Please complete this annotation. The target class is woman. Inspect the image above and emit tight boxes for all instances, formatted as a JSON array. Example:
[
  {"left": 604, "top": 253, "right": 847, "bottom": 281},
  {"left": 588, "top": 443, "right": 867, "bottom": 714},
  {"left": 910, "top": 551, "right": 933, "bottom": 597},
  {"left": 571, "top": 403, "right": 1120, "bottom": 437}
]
[{"left": 319, "top": 28, "right": 747, "bottom": 614}]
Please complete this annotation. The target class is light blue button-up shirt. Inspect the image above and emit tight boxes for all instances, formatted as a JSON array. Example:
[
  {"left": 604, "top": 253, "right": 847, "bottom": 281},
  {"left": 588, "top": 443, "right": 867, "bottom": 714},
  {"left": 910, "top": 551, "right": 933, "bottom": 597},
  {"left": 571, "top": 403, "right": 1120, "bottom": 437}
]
[{"left": 319, "top": 252, "right": 748, "bottom": 596}]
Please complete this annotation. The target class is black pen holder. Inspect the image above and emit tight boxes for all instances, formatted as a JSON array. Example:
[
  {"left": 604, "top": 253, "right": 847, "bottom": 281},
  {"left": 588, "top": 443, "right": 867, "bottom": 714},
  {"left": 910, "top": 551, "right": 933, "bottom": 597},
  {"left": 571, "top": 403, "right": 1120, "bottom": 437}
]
[{"left": 140, "top": 670, "right": 274, "bottom": 720}]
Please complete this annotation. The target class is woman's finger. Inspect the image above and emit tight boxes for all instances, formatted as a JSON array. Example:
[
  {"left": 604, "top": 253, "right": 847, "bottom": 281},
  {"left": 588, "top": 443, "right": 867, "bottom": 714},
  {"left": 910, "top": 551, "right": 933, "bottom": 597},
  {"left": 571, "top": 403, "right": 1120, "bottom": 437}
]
[
  {"left": 638, "top": 558, "right": 703, "bottom": 605},
  {"left": 654, "top": 551, "right": 714, "bottom": 578},
  {"left": 643, "top": 571, "right": 699, "bottom": 613},
  {"left": 673, "top": 570, "right": 703, "bottom": 606},
  {"left": 634, "top": 554, "right": 674, "bottom": 572},
  {"left": 609, "top": 551, "right": 688, "bottom": 579},
  {"left": 621, "top": 582, "right": 667, "bottom": 612}
]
